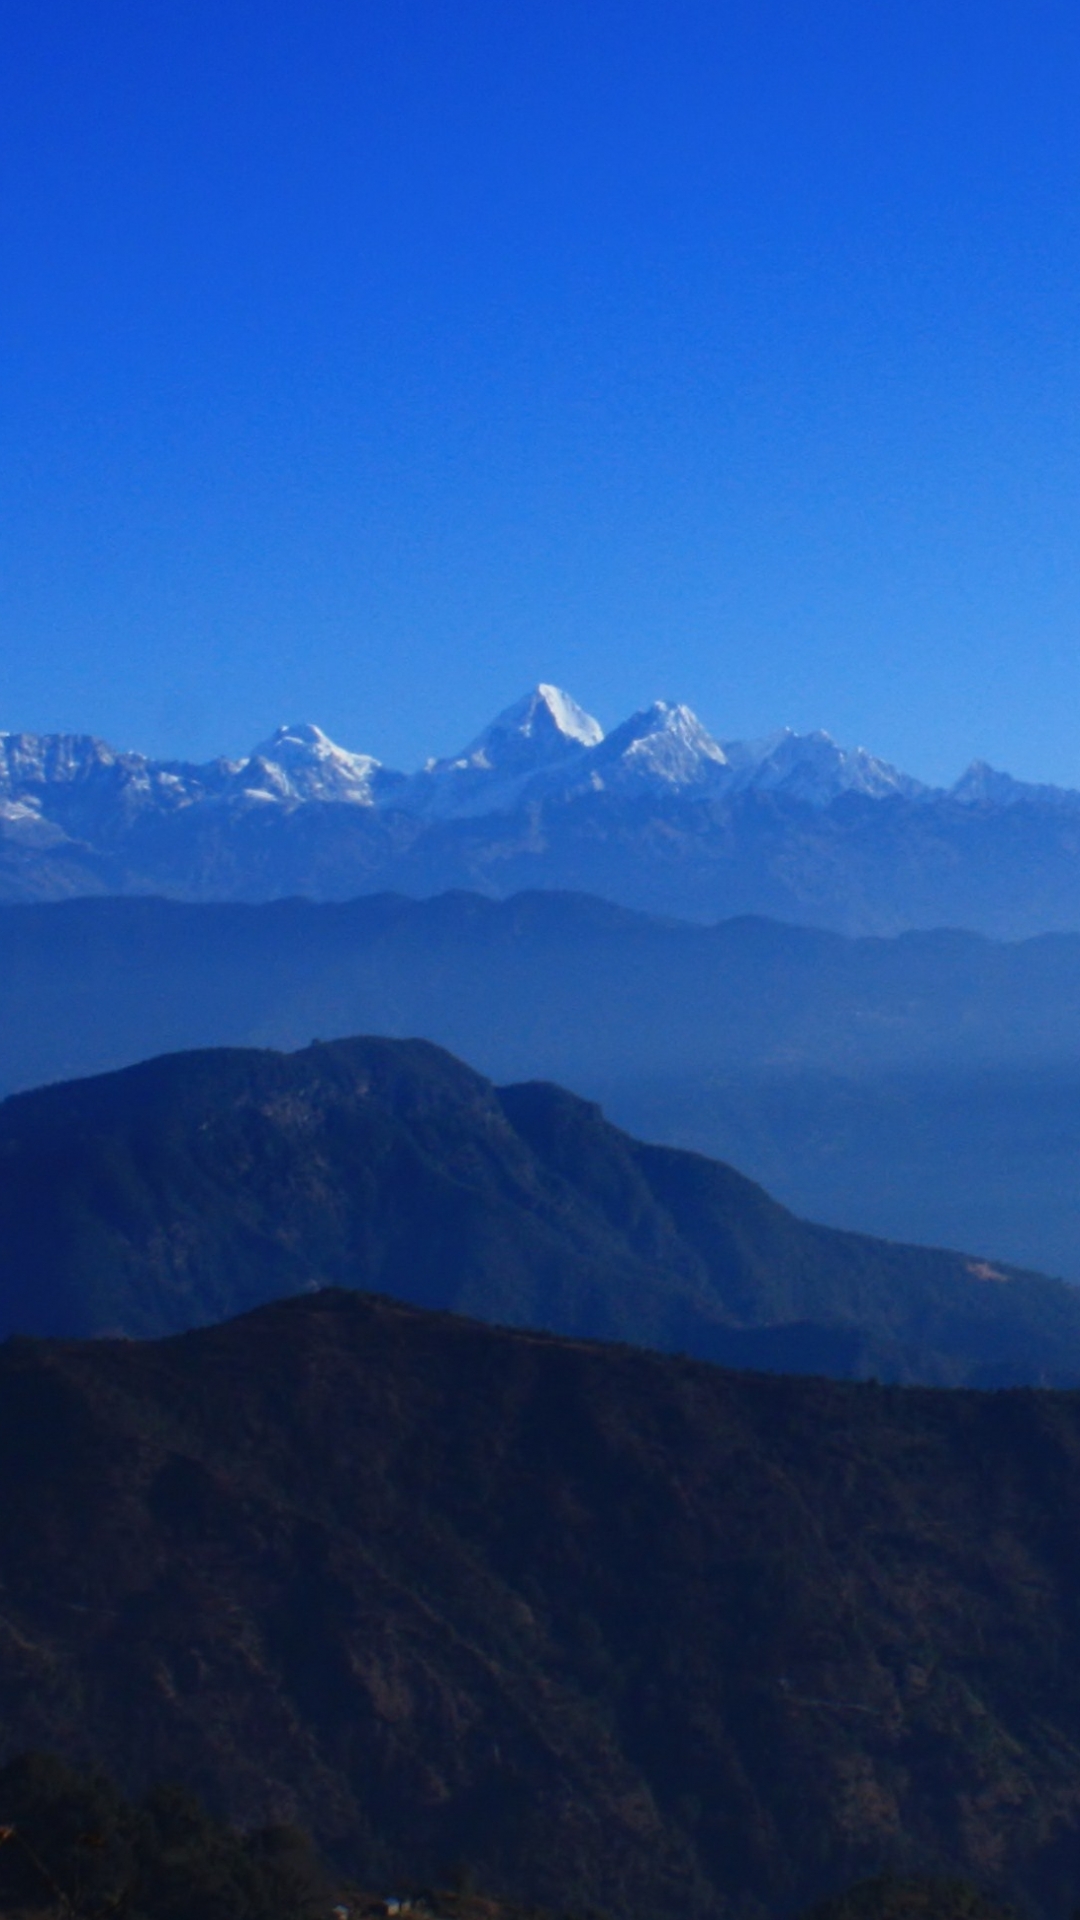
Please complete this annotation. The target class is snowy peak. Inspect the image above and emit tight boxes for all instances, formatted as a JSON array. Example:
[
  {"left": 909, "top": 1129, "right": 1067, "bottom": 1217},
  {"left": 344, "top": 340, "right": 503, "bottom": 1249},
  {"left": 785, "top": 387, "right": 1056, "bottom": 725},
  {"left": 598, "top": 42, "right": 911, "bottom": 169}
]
[
  {"left": 414, "top": 694, "right": 729, "bottom": 810},
  {"left": 403, "top": 686, "right": 604, "bottom": 819},
  {"left": 500, "top": 684, "right": 604, "bottom": 751},
  {"left": 449, "top": 685, "right": 604, "bottom": 771},
  {"left": 584, "top": 702, "right": 728, "bottom": 794},
  {"left": 0, "top": 731, "right": 124, "bottom": 794},
  {"left": 9, "top": 696, "right": 1079, "bottom": 861},
  {"left": 0, "top": 699, "right": 932, "bottom": 832},
  {"left": 0, "top": 729, "right": 230, "bottom": 847},
  {"left": 952, "top": 761, "right": 1023, "bottom": 806},
  {"left": 721, "top": 728, "right": 926, "bottom": 806},
  {"left": 256, "top": 722, "right": 341, "bottom": 757},
  {"left": 951, "top": 762, "right": 1080, "bottom": 811},
  {"left": 242, "top": 722, "right": 388, "bottom": 806}
]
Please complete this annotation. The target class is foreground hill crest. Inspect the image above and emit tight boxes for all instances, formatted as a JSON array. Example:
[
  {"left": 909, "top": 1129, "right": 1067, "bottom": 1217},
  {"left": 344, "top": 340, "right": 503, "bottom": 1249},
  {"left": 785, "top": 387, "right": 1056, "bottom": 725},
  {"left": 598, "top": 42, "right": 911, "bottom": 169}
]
[{"left": 3, "top": 1284, "right": 1080, "bottom": 1918}]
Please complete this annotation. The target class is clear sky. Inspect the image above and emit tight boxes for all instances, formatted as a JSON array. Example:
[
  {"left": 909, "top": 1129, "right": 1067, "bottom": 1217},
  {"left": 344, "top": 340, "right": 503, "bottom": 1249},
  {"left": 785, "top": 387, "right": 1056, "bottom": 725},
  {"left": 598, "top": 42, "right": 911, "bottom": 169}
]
[{"left": 2, "top": 0, "right": 1079, "bottom": 784}]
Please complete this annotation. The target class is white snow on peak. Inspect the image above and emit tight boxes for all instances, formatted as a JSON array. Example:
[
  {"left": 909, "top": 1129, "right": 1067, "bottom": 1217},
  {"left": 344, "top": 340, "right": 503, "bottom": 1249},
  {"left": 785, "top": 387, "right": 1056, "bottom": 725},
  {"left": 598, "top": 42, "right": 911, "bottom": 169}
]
[
  {"left": 242, "top": 723, "right": 387, "bottom": 805},
  {"left": 720, "top": 728, "right": 926, "bottom": 806},
  {"left": 16, "top": 697, "right": 1079, "bottom": 843},
  {"left": 452, "top": 685, "right": 604, "bottom": 768},
  {"left": 529, "top": 684, "right": 605, "bottom": 747},
  {"left": 0, "top": 730, "right": 122, "bottom": 794},
  {"left": 951, "top": 761, "right": 1080, "bottom": 810},
  {"left": 401, "top": 686, "right": 604, "bottom": 818},
  {"left": 951, "top": 761, "right": 1020, "bottom": 806},
  {"left": 258, "top": 722, "right": 341, "bottom": 757},
  {"left": 410, "top": 693, "right": 729, "bottom": 813},
  {"left": 582, "top": 702, "right": 728, "bottom": 793}
]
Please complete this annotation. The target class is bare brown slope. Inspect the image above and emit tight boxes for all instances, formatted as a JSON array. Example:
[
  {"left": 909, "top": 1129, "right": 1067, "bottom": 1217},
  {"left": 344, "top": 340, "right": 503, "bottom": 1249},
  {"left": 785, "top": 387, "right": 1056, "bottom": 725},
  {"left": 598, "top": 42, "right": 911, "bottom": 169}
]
[{"left": 3, "top": 1291, "right": 1080, "bottom": 1918}]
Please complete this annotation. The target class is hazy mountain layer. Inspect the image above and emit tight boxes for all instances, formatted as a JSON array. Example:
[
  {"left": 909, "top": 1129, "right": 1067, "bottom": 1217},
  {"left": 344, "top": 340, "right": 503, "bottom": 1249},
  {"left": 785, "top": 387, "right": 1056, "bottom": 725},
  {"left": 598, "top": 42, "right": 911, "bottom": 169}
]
[
  {"left": 0, "top": 1032, "right": 1077, "bottom": 1385},
  {"left": 610, "top": 1063, "right": 1080, "bottom": 1286},
  {"left": 6, "top": 1289, "right": 1080, "bottom": 1918},
  {"left": 4, "top": 891, "right": 1080, "bottom": 1278},
  {"left": 5, "top": 689, "right": 1080, "bottom": 932}
]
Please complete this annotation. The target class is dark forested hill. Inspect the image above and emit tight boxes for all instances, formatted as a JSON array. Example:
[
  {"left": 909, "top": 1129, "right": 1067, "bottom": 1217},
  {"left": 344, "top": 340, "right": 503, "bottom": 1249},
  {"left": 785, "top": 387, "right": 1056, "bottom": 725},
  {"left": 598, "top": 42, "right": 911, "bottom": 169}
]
[
  {"left": 4, "top": 1290, "right": 1080, "bottom": 1918},
  {"left": 1, "top": 1032, "right": 1079, "bottom": 1386},
  {"left": 4, "top": 891, "right": 1080, "bottom": 1281}
]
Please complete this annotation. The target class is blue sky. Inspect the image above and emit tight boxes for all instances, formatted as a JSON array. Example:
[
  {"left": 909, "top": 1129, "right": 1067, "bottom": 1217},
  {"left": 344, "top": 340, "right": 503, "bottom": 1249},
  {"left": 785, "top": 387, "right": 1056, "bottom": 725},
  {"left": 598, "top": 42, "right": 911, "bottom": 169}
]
[{"left": 2, "top": 0, "right": 1079, "bottom": 783}]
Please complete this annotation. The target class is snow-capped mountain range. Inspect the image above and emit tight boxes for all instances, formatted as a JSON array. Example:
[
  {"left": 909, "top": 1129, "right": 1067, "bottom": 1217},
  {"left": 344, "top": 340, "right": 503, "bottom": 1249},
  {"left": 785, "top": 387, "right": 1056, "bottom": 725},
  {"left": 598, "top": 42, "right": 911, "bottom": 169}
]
[
  {"left": 0, "top": 683, "right": 1062, "bottom": 835},
  {"left": 2, "top": 685, "right": 1080, "bottom": 933}
]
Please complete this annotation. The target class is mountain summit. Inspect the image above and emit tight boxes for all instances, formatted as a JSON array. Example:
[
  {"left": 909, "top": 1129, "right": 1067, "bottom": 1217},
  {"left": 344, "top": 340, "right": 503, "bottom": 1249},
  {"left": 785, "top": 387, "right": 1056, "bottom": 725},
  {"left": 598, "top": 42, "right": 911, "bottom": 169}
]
[
  {"left": 445, "top": 684, "right": 604, "bottom": 764},
  {"left": 494, "top": 683, "right": 605, "bottom": 750},
  {"left": 0, "top": 1031, "right": 1077, "bottom": 1386},
  {"left": 721, "top": 727, "right": 926, "bottom": 804},
  {"left": 6, "top": 690, "right": 1080, "bottom": 932},
  {"left": 241, "top": 721, "right": 395, "bottom": 805},
  {"left": 582, "top": 700, "right": 728, "bottom": 793},
  {"left": 0, "top": 689, "right": 926, "bottom": 839},
  {"left": 409, "top": 684, "right": 605, "bottom": 817}
]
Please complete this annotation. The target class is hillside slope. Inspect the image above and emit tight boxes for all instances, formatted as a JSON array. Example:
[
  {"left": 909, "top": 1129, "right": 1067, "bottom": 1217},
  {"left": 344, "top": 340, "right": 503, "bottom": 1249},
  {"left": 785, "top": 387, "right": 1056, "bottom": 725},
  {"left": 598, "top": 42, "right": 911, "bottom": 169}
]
[
  {"left": 1, "top": 1034, "right": 1079, "bottom": 1385},
  {"left": 4, "top": 1291, "right": 1080, "bottom": 1917},
  {"left": 5, "top": 891, "right": 1080, "bottom": 1281}
]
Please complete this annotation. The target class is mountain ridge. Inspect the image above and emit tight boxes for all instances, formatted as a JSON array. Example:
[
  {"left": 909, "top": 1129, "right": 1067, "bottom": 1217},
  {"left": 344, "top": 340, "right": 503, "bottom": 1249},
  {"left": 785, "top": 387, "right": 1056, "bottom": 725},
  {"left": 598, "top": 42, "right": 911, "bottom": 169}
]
[
  {"left": 1, "top": 685, "right": 941, "bottom": 823},
  {"left": 0, "top": 1030, "right": 1078, "bottom": 1387},
  {"left": 4, "top": 689, "right": 1080, "bottom": 931},
  {"left": 7, "top": 889, "right": 1080, "bottom": 1278},
  {"left": 4, "top": 1284, "right": 1080, "bottom": 1917},
  {"left": 9, "top": 686, "right": 1071, "bottom": 823}
]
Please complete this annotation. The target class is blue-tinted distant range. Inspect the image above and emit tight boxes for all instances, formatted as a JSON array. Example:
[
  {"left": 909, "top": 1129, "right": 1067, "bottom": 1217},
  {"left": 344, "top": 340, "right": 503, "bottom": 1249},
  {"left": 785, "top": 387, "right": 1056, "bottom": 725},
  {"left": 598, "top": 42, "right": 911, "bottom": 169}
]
[
  {"left": 3, "top": 1, "right": 1080, "bottom": 785},
  {"left": 3, "top": 684, "right": 1080, "bottom": 935}
]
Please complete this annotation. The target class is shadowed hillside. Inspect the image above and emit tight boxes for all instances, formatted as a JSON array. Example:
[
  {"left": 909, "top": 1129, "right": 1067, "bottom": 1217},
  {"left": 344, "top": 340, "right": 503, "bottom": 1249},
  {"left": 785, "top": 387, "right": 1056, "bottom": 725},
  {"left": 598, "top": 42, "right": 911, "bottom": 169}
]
[
  {"left": 1, "top": 1292, "right": 1080, "bottom": 1916},
  {"left": 0, "top": 1035, "right": 1079, "bottom": 1384},
  {"left": 4, "top": 892, "right": 1080, "bottom": 1280}
]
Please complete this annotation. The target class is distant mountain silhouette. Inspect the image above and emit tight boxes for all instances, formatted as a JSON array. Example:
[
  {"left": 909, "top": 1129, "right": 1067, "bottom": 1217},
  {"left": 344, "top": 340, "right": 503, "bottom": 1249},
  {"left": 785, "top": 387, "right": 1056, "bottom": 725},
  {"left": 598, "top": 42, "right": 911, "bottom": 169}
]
[
  {"left": 0, "top": 1032, "right": 1078, "bottom": 1385},
  {"left": 3, "top": 1289, "right": 1080, "bottom": 1916},
  {"left": 4, "top": 890, "right": 1080, "bottom": 1278}
]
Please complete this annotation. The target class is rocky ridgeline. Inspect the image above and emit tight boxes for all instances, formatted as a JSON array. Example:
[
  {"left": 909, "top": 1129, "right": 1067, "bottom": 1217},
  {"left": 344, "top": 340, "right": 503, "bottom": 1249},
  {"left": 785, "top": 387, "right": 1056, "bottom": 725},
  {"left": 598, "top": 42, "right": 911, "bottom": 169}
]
[{"left": 4, "top": 686, "right": 1079, "bottom": 933}]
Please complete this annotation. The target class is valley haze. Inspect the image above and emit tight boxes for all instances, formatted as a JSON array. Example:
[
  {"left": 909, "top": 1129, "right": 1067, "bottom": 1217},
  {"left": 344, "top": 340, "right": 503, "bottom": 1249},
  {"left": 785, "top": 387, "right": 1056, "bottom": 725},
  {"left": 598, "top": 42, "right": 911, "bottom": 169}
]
[
  {"left": 0, "top": 1031, "right": 1076, "bottom": 1393},
  {"left": 5, "top": 889, "right": 1080, "bottom": 1280}
]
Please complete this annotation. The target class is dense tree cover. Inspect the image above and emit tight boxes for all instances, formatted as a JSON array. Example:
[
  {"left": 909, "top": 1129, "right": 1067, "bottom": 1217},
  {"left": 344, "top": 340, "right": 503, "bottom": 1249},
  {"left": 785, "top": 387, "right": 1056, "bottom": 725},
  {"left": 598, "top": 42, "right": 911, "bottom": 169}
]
[
  {"left": 1, "top": 1294, "right": 1080, "bottom": 1915},
  {"left": 0, "top": 1034, "right": 1076, "bottom": 1387},
  {"left": 8, "top": 892, "right": 1080, "bottom": 1280},
  {"left": 0, "top": 1755, "right": 1023, "bottom": 1920},
  {"left": 0, "top": 1753, "right": 329, "bottom": 1918},
  {"left": 800, "top": 1876, "right": 1017, "bottom": 1920}
]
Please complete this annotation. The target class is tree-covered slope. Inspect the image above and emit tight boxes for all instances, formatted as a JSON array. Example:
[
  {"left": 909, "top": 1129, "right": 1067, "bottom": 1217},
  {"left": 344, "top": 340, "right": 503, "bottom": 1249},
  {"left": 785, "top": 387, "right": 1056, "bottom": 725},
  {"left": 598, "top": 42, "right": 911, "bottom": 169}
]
[
  {"left": 0, "top": 1033, "right": 1079, "bottom": 1385},
  {"left": 5, "top": 892, "right": 1080, "bottom": 1282},
  {"left": 3, "top": 1291, "right": 1080, "bottom": 1916}
]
